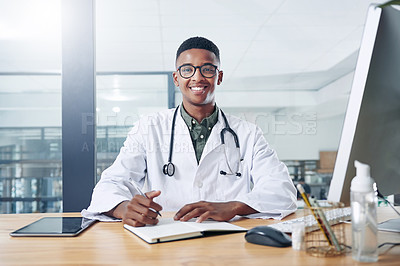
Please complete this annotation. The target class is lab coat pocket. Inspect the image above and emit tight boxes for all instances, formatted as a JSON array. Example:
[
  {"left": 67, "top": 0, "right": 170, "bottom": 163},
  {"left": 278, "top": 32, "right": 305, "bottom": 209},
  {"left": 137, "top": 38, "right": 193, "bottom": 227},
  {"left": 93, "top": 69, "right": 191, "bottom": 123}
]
[{"left": 217, "top": 159, "right": 250, "bottom": 200}]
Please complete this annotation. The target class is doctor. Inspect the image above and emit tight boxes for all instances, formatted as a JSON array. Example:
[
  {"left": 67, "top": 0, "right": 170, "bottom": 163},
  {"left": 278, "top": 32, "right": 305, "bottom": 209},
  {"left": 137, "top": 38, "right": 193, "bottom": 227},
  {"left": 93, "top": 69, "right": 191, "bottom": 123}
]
[{"left": 82, "top": 37, "right": 297, "bottom": 226}]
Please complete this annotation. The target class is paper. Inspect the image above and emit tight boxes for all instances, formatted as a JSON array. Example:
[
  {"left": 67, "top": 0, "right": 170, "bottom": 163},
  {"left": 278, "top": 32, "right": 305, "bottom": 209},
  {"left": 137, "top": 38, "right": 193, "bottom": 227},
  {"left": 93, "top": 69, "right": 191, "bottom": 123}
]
[{"left": 124, "top": 217, "right": 247, "bottom": 243}]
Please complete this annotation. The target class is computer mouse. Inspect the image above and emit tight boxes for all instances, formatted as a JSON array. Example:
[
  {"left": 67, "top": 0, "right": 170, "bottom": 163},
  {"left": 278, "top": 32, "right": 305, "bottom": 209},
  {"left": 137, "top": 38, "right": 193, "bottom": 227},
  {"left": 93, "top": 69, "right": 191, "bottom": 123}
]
[{"left": 245, "top": 226, "right": 292, "bottom": 247}]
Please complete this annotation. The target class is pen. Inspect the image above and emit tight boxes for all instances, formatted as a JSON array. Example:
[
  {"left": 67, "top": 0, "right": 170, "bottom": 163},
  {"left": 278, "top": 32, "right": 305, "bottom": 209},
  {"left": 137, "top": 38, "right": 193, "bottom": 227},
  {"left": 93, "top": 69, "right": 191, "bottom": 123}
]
[
  {"left": 132, "top": 183, "right": 162, "bottom": 217},
  {"left": 297, "top": 184, "right": 332, "bottom": 246},
  {"left": 310, "top": 198, "right": 341, "bottom": 251}
]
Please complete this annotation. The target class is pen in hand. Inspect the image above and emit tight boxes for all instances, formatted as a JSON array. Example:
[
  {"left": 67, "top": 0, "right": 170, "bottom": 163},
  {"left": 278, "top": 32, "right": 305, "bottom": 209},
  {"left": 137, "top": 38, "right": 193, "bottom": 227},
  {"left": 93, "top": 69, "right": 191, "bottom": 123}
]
[{"left": 133, "top": 184, "right": 162, "bottom": 217}]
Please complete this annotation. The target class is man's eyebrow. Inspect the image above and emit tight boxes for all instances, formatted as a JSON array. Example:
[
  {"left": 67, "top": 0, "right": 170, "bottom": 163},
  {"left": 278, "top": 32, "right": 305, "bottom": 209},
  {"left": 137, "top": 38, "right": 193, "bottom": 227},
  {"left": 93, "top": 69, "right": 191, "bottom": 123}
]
[{"left": 177, "top": 61, "right": 216, "bottom": 65}]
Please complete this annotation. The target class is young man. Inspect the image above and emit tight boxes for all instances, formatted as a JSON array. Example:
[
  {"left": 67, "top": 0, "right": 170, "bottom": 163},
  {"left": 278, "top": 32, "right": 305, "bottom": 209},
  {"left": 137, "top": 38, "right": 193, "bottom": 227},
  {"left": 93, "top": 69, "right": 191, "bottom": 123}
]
[{"left": 82, "top": 37, "right": 297, "bottom": 226}]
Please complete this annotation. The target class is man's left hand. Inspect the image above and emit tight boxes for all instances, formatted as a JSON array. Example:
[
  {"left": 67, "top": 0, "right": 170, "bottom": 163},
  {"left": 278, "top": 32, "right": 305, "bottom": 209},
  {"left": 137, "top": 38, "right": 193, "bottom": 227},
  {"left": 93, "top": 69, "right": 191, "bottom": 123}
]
[{"left": 174, "top": 201, "right": 257, "bottom": 223}]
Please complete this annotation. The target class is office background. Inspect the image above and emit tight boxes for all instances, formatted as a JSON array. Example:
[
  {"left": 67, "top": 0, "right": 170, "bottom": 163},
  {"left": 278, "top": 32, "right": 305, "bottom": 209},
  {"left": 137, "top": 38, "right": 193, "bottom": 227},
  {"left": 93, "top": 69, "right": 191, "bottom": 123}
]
[{"left": 0, "top": 0, "right": 387, "bottom": 213}]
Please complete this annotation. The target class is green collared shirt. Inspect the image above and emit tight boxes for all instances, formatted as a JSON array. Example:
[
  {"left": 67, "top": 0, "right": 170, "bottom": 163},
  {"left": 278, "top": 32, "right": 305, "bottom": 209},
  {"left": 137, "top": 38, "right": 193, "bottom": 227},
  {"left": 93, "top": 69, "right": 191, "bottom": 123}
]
[{"left": 180, "top": 105, "right": 219, "bottom": 163}]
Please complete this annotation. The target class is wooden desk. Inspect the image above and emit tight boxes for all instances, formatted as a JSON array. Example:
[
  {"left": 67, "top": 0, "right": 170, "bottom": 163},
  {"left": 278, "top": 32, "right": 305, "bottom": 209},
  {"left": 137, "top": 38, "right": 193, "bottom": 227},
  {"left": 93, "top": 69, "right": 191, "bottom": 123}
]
[{"left": 1, "top": 208, "right": 399, "bottom": 265}]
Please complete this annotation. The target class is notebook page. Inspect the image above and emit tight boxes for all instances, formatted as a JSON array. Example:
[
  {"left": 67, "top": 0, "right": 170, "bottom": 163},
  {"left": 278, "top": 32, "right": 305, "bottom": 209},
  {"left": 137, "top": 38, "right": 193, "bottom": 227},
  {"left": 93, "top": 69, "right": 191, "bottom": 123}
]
[
  {"left": 185, "top": 220, "right": 247, "bottom": 232},
  {"left": 124, "top": 218, "right": 201, "bottom": 241}
]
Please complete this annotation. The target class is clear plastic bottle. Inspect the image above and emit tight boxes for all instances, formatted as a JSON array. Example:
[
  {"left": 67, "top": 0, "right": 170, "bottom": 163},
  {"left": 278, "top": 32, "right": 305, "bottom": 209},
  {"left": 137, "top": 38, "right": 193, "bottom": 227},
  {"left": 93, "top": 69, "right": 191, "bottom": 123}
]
[
  {"left": 291, "top": 221, "right": 305, "bottom": 251},
  {"left": 351, "top": 160, "right": 378, "bottom": 262}
]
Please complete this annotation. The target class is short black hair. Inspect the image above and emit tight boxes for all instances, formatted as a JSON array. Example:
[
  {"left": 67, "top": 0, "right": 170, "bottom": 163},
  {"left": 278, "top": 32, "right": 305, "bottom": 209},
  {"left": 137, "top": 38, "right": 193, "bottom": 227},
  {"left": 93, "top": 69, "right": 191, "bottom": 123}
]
[{"left": 176, "top": 36, "right": 220, "bottom": 62}]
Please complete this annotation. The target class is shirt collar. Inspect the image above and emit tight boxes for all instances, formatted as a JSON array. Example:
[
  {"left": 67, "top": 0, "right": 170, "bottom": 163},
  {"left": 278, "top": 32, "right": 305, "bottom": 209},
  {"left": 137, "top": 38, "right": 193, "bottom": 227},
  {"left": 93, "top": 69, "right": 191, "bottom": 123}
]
[{"left": 180, "top": 104, "right": 219, "bottom": 130}]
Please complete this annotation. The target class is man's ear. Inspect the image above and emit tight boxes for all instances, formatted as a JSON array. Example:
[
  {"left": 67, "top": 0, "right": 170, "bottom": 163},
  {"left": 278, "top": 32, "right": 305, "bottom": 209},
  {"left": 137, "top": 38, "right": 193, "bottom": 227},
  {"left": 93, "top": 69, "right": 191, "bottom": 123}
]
[
  {"left": 172, "top": 71, "right": 179, "bottom": 87},
  {"left": 217, "top": 70, "right": 223, "bottom": 85}
]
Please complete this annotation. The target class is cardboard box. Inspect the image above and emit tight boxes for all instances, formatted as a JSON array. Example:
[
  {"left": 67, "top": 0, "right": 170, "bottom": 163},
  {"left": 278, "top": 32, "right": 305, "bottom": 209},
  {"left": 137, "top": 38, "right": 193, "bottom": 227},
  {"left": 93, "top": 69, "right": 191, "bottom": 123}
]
[{"left": 318, "top": 151, "right": 337, "bottom": 173}]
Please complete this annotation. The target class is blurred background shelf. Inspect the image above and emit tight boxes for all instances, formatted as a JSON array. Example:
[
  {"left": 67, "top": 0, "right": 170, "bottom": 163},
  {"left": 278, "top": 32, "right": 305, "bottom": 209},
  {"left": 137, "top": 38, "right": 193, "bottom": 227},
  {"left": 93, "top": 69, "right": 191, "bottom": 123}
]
[
  {"left": 0, "top": 126, "right": 127, "bottom": 213},
  {"left": 284, "top": 151, "right": 337, "bottom": 200}
]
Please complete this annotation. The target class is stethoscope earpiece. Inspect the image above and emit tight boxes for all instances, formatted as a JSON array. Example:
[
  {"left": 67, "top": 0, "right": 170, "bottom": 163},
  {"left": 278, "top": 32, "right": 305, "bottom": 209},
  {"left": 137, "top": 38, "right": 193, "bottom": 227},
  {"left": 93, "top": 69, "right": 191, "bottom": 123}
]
[{"left": 220, "top": 170, "right": 241, "bottom": 177}]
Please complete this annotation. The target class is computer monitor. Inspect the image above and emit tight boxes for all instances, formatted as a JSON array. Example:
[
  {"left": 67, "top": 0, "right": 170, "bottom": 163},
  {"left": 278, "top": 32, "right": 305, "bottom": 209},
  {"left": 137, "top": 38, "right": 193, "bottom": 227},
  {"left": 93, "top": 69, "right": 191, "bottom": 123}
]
[{"left": 328, "top": 4, "right": 400, "bottom": 206}]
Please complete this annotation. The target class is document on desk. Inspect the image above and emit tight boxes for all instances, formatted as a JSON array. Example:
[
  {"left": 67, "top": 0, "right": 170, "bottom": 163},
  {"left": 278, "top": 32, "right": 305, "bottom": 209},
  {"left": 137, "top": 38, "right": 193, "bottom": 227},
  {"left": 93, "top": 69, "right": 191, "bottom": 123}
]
[{"left": 123, "top": 217, "right": 247, "bottom": 244}]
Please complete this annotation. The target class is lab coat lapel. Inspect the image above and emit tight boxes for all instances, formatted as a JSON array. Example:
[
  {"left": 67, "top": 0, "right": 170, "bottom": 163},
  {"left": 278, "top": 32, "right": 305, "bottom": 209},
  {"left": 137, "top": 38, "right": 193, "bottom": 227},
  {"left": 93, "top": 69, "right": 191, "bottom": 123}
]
[
  {"left": 199, "top": 110, "right": 225, "bottom": 162},
  {"left": 173, "top": 108, "right": 198, "bottom": 167}
]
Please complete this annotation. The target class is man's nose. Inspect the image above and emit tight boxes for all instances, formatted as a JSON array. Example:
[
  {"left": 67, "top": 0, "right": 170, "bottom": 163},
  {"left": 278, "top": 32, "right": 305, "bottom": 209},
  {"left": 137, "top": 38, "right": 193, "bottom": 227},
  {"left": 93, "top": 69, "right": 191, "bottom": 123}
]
[{"left": 191, "top": 67, "right": 205, "bottom": 81}]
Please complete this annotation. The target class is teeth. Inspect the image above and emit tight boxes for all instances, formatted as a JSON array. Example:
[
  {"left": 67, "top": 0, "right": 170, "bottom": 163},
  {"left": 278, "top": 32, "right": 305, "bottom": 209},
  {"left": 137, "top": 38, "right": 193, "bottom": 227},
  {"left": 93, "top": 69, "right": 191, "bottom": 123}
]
[{"left": 191, "top": 87, "right": 204, "bottom": 91}]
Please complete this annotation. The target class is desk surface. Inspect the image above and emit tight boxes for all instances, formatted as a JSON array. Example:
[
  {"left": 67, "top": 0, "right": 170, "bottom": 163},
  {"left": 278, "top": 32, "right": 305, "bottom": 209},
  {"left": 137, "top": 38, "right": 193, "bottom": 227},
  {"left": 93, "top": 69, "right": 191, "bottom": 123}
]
[{"left": 1, "top": 208, "right": 399, "bottom": 265}]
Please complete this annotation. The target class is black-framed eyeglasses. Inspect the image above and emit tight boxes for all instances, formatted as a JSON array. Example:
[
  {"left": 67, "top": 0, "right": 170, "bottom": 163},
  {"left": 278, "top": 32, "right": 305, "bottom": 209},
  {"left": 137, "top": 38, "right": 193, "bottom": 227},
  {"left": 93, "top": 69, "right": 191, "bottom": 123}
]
[{"left": 177, "top": 63, "right": 218, "bottom": 79}]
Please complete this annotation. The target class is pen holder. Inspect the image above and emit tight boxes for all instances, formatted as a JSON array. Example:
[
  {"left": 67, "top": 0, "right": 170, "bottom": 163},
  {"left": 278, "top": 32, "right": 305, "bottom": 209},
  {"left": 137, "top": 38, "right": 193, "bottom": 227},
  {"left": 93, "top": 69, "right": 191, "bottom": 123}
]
[{"left": 303, "top": 202, "right": 347, "bottom": 257}]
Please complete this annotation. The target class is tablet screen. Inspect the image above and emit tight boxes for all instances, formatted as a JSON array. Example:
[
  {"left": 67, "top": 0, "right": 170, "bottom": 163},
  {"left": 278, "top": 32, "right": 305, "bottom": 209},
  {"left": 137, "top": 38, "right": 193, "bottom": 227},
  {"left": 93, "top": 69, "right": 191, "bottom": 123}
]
[{"left": 10, "top": 217, "right": 96, "bottom": 237}]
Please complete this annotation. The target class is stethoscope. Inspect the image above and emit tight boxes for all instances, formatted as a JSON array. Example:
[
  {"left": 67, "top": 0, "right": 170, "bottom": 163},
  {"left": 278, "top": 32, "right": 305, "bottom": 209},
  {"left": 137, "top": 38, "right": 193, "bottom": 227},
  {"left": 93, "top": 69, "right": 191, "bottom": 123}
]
[{"left": 162, "top": 106, "right": 242, "bottom": 177}]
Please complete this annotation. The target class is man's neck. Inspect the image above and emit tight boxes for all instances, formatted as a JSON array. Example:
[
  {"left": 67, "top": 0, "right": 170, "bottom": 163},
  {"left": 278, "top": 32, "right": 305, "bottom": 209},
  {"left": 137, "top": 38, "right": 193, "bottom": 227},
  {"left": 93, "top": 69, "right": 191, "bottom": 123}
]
[{"left": 182, "top": 103, "right": 216, "bottom": 123}]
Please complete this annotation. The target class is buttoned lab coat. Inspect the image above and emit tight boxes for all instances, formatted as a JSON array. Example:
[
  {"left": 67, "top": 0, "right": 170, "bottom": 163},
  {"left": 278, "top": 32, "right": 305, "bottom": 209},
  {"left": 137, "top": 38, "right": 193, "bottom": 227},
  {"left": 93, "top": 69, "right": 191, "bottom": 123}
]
[{"left": 82, "top": 107, "right": 297, "bottom": 221}]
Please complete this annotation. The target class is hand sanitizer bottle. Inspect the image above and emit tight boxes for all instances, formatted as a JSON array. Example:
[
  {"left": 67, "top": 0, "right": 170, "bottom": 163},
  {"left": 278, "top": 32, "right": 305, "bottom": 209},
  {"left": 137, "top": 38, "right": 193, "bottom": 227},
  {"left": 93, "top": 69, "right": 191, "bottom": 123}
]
[{"left": 351, "top": 160, "right": 378, "bottom": 262}]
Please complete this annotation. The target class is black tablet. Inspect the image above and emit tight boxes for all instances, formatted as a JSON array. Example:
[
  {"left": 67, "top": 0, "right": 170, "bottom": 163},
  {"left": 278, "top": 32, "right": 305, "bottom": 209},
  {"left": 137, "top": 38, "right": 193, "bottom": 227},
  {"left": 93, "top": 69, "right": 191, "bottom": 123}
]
[{"left": 10, "top": 217, "right": 96, "bottom": 237}]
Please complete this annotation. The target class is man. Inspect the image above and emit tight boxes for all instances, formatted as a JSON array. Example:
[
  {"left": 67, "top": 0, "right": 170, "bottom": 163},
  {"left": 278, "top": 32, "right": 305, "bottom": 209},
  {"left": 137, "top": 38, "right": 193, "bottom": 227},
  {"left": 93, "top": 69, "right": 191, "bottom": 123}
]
[{"left": 82, "top": 37, "right": 297, "bottom": 226}]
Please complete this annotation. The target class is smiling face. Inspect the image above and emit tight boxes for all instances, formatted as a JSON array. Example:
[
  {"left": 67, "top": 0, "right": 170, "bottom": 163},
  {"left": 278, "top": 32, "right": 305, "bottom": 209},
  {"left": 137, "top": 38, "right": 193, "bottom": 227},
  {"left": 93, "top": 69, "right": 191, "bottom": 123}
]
[{"left": 173, "top": 48, "right": 223, "bottom": 114}]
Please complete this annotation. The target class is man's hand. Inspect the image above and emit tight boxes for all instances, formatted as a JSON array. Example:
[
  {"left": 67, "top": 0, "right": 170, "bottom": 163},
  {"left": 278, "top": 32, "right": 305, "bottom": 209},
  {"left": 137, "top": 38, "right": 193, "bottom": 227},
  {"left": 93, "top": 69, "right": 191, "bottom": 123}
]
[
  {"left": 106, "top": 190, "right": 163, "bottom": 227},
  {"left": 174, "top": 201, "right": 257, "bottom": 223}
]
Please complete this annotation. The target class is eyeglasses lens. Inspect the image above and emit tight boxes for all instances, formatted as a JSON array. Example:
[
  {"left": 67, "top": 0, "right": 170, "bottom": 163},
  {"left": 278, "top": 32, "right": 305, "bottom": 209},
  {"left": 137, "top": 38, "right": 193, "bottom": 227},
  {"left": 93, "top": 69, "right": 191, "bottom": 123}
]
[
  {"left": 180, "top": 65, "right": 194, "bottom": 78},
  {"left": 200, "top": 65, "right": 216, "bottom": 78}
]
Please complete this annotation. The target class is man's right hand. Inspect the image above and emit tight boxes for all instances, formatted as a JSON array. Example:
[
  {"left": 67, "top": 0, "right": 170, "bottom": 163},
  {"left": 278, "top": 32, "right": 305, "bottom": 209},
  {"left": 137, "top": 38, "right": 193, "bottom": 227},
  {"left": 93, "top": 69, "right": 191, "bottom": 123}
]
[{"left": 106, "top": 190, "right": 162, "bottom": 227}]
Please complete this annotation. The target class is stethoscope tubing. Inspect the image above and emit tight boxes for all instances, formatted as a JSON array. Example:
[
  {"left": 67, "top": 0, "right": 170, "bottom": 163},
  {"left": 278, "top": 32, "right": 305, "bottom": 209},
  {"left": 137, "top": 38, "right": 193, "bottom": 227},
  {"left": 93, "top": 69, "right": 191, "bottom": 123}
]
[
  {"left": 162, "top": 106, "right": 179, "bottom": 176},
  {"left": 163, "top": 105, "right": 240, "bottom": 177}
]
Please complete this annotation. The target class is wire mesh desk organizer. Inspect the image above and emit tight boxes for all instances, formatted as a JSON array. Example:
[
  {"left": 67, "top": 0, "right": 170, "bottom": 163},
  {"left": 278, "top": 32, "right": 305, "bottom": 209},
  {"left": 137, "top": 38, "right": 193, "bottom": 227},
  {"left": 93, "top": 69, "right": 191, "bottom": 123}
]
[{"left": 303, "top": 201, "right": 347, "bottom": 257}]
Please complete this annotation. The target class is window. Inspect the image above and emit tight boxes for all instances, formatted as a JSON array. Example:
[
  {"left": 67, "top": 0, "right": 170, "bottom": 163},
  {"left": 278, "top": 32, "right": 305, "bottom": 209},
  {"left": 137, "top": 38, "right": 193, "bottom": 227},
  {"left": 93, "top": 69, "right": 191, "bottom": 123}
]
[
  {"left": 0, "top": 0, "right": 62, "bottom": 213},
  {"left": 95, "top": 0, "right": 382, "bottom": 200},
  {"left": 96, "top": 74, "right": 169, "bottom": 181}
]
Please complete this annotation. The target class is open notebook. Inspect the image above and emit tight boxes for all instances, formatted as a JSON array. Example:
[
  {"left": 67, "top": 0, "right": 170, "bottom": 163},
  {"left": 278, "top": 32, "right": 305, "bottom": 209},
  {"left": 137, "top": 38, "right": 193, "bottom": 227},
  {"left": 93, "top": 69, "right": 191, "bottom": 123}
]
[{"left": 124, "top": 217, "right": 247, "bottom": 244}]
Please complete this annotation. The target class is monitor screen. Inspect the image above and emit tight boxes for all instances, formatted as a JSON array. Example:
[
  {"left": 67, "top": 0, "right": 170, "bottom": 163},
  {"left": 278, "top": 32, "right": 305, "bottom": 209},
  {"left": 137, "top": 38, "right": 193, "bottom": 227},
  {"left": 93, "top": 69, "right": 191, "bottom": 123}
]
[{"left": 328, "top": 4, "right": 400, "bottom": 205}]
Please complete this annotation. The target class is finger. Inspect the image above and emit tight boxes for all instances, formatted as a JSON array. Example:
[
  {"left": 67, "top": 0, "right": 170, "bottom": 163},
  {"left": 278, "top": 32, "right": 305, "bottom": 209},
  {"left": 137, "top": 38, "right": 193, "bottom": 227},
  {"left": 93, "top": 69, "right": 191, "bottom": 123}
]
[
  {"left": 174, "top": 202, "right": 205, "bottom": 220},
  {"left": 123, "top": 218, "right": 145, "bottom": 227},
  {"left": 133, "top": 213, "right": 159, "bottom": 225},
  {"left": 174, "top": 204, "right": 194, "bottom": 220},
  {"left": 132, "top": 194, "right": 163, "bottom": 213},
  {"left": 123, "top": 213, "right": 146, "bottom": 227},
  {"left": 126, "top": 199, "right": 160, "bottom": 220},
  {"left": 145, "top": 190, "right": 161, "bottom": 200},
  {"left": 143, "top": 191, "right": 163, "bottom": 213},
  {"left": 124, "top": 216, "right": 158, "bottom": 227},
  {"left": 125, "top": 200, "right": 158, "bottom": 223},
  {"left": 148, "top": 201, "right": 163, "bottom": 213},
  {"left": 127, "top": 211, "right": 159, "bottom": 226},
  {"left": 132, "top": 204, "right": 159, "bottom": 219},
  {"left": 196, "top": 210, "right": 211, "bottom": 223},
  {"left": 179, "top": 207, "right": 205, "bottom": 222}
]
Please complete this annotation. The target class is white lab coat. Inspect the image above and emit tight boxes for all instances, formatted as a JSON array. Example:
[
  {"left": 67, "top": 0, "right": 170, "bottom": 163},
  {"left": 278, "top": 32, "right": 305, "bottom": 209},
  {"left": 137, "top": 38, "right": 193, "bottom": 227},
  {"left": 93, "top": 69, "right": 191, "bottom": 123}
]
[{"left": 82, "top": 107, "right": 297, "bottom": 221}]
